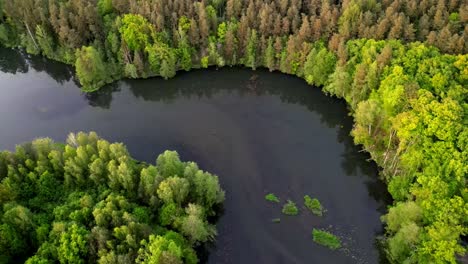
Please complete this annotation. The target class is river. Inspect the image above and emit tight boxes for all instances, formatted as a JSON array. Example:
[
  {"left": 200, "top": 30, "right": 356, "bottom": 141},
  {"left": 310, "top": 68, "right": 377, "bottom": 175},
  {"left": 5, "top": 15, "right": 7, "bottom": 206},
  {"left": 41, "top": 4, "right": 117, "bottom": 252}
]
[{"left": 0, "top": 47, "right": 390, "bottom": 264}]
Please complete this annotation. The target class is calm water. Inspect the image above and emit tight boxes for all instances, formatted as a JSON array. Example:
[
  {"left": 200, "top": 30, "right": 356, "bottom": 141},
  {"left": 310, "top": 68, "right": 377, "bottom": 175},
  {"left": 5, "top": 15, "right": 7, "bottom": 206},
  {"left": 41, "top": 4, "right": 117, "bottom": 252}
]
[{"left": 0, "top": 47, "right": 390, "bottom": 264}]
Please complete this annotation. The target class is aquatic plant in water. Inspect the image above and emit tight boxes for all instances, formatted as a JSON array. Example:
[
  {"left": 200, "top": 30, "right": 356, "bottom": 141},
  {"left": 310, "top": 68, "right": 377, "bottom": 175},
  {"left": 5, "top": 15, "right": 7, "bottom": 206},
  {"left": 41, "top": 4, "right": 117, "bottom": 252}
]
[
  {"left": 304, "top": 195, "right": 323, "bottom": 216},
  {"left": 265, "top": 193, "right": 280, "bottom": 203},
  {"left": 282, "top": 200, "right": 299, "bottom": 216},
  {"left": 312, "top": 229, "right": 341, "bottom": 250}
]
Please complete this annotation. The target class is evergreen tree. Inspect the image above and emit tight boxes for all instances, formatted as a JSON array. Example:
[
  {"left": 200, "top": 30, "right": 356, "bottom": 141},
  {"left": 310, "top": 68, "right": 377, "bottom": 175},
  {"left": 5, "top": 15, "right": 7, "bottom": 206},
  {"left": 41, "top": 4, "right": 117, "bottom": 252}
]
[
  {"left": 245, "top": 29, "right": 258, "bottom": 69},
  {"left": 264, "top": 37, "right": 276, "bottom": 71}
]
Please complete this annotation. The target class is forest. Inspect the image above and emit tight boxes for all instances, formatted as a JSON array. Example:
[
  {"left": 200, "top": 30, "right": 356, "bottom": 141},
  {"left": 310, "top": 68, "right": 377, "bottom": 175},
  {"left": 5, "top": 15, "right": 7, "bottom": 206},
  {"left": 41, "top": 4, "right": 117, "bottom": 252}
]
[
  {"left": 0, "top": 132, "right": 225, "bottom": 263},
  {"left": 0, "top": 0, "right": 466, "bottom": 263}
]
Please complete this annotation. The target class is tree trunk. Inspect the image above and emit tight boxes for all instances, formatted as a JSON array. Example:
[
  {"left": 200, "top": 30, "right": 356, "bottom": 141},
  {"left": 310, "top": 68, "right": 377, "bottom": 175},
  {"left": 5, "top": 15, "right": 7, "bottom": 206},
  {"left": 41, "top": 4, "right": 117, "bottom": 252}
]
[
  {"left": 25, "top": 22, "right": 39, "bottom": 50},
  {"left": 383, "top": 129, "right": 394, "bottom": 166}
]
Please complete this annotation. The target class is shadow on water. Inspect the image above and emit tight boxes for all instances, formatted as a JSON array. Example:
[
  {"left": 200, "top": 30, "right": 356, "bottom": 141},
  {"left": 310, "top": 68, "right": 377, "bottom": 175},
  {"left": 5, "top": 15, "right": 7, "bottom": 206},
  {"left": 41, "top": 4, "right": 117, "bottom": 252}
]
[
  {"left": 0, "top": 47, "right": 391, "bottom": 264},
  {"left": 92, "top": 67, "right": 391, "bottom": 208},
  {"left": 0, "top": 47, "right": 75, "bottom": 83}
]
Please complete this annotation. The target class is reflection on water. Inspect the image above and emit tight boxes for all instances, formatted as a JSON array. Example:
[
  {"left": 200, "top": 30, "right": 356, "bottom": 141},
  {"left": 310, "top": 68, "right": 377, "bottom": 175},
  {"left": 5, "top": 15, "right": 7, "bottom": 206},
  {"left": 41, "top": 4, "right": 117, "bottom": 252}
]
[{"left": 0, "top": 47, "right": 390, "bottom": 264}]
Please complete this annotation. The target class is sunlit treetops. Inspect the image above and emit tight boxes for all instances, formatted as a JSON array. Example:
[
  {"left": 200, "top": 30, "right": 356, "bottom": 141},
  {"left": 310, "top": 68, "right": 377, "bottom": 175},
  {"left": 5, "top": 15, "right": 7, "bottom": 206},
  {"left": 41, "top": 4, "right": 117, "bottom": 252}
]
[{"left": 0, "top": 132, "right": 225, "bottom": 263}]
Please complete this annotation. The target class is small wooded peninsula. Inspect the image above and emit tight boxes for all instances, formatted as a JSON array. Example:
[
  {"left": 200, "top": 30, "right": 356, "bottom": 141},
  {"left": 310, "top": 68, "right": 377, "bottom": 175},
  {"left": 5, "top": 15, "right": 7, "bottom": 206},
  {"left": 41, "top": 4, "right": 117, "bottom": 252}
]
[
  {"left": 0, "top": 0, "right": 466, "bottom": 263},
  {"left": 0, "top": 132, "right": 225, "bottom": 263}
]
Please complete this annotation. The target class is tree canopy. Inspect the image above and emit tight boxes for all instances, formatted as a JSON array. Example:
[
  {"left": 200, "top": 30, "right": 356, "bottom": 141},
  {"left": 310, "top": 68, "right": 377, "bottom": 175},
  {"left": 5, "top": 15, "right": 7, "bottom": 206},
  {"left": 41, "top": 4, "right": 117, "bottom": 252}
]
[
  {"left": 0, "top": 0, "right": 466, "bottom": 262},
  {"left": 0, "top": 132, "right": 225, "bottom": 263}
]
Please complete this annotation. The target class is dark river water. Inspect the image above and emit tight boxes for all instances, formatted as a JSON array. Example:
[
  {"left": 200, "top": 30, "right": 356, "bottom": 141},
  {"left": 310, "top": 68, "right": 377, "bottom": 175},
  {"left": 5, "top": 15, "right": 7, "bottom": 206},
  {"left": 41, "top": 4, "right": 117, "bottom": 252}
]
[{"left": 0, "top": 47, "right": 390, "bottom": 264}]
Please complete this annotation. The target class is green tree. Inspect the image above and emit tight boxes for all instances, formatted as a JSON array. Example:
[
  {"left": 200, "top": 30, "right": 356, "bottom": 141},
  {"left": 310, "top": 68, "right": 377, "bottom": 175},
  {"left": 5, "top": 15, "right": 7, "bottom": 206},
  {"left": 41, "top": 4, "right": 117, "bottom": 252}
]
[
  {"left": 75, "top": 46, "right": 109, "bottom": 91},
  {"left": 180, "top": 204, "right": 215, "bottom": 244},
  {"left": 157, "top": 177, "right": 190, "bottom": 205},
  {"left": 245, "top": 29, "right": 258, "bottom": 69},
  {"left": 264, "top": 37, "right": 276, "bottom": 71},
  {"left": 304, "top": 46, "right": 337, "bottom": 86},
  {"left": 58, "top": 224, "right": 89, "bottom": 264},
  {"left": 119, "top": 14, "right": 153, "bottom": 51}
]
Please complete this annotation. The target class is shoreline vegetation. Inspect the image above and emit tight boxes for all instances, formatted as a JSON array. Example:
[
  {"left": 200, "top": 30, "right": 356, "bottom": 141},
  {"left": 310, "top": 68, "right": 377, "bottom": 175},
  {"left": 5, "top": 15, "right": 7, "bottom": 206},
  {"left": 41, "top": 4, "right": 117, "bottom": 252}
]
[
  {"left": 0, "top": 0, "right": 466, "bottom": 262},
  {"left": 0, "top": 132, "right": 225, "bottom": 263}
]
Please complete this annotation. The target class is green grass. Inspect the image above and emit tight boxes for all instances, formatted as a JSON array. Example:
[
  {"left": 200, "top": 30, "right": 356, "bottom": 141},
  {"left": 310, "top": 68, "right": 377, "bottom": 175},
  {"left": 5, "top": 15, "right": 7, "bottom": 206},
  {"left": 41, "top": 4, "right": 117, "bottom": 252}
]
[
  {"left": 271, "top": 218, "right": 281, "bottom": 223},
  {"left": 265, "top": 193, "right": 280, "bottom": 203},
  {"left": 282, "top": 200, "right": 299, "bottom": 215},
  {"left": 304, "top": 195, "right": 323, "bottom": 216},
  {"left": 312, "top": 229, "right": 341, "bottom": 250}
]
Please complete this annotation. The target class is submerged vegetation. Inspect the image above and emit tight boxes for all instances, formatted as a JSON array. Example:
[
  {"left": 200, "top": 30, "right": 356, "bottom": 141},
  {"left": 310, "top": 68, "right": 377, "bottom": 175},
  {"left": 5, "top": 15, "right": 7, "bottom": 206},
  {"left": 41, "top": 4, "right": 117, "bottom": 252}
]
[
  {"left": 304, "top": 195, "right": 323, "bottom": 216},
  {"left": 265, "top": 193, "right": 280, "bottom": 203},
  {"left": 0, "top": 132, "right": 225, "bottom": 263},
  {"left": 0, "top": 0, "right": 466, "bottom": 262},
  {"left": 282, "top": 200, "right": 299, "bottom": 216},
  {"left": 312, "top": 229, "right": 341, "bottom": 250}
]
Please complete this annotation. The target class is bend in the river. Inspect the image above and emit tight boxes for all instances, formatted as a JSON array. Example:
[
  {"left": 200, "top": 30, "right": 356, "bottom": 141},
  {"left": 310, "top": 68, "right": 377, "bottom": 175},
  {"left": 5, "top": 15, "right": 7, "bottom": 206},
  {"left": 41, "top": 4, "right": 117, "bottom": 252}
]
[{"left": 0, "top": 47, "right": 391, "bottom": 264}]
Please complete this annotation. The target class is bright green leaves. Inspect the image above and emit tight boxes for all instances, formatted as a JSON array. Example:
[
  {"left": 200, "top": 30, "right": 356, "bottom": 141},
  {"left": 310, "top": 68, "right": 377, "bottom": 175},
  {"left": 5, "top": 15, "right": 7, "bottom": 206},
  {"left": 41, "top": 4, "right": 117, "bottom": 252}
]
[
  {"left": 312, "top": 229, "right": 341, "bottom": 250},
  {"left": 136, "top": 231, "right": 197, "bottom": 264},
  {"left": 217, "top": 22, "right": 227, "bottom": 43},
  {"left": 58, "top": 224, "right": 89, "bottom": 264},
  {"left": 304, "top": 44, "right": 337, "bottom": 86},
  {"left": 120, "top": 14, "right": 153, "bottom": 52},
  {"left": 265, "top": 193, "right": 280, "bottom": 203},
  {"left": 375, "top": 66, "right": 409, "bottom": 117},
  {"left": 328, "top": 39, "right": 467, "bottom": 263},
  {"left": 282, "top": 200, "right": 299, "bottom": 216},
  {"left": 119, "top": 14, "right": 182, "bottom": 79},
  {"left": 417, "top": 221, "right": 466, "bottom": 263},
  {"left": 0, "top": 133, "right": 225, "bottom": 263},
  {"left": 304, "top": 195, "right": 323, "bottom": 216}
]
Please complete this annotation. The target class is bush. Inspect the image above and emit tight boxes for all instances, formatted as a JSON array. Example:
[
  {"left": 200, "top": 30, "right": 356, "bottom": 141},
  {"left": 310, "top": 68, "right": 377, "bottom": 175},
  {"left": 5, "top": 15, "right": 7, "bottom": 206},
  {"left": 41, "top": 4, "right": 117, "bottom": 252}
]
[{"left": 312, "top": 229, "right": 341, "bottom": 250}]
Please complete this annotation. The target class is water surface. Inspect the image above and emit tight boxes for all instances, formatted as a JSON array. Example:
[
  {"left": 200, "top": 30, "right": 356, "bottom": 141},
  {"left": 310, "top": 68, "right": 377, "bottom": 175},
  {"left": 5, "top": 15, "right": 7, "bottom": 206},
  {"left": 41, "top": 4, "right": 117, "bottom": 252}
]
[{"left": 0, "top": 47, "right": 390, "bottom": 264}]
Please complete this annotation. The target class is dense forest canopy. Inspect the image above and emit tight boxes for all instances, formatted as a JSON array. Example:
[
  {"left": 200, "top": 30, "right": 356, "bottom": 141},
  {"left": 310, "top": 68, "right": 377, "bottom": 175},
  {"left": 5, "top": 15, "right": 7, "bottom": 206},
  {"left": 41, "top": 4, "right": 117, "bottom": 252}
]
[
  {"left": 0, "top": 0, "right": 466, "bottom": 263},
  {"left": 0, "top": 132, "right": 225, "bottom": 263},
  {"left": 0, "top": 0, "right": 466, "bottom": 90}
]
